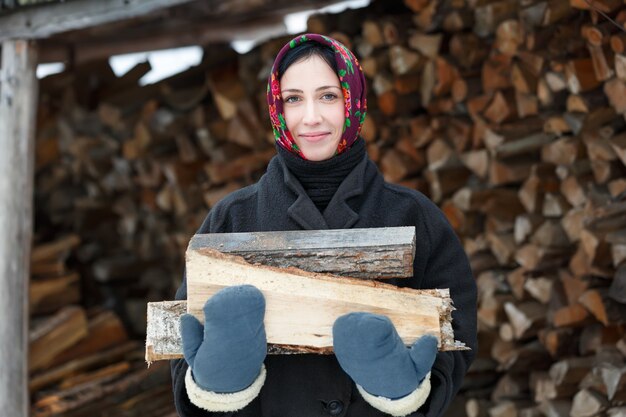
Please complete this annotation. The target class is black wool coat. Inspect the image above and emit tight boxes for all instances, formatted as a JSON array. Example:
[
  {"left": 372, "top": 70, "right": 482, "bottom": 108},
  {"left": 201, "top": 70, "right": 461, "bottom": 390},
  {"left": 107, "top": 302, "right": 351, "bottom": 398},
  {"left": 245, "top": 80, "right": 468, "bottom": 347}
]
[{"left": 171, "top": 150, "right": 477, "bottom": 417}]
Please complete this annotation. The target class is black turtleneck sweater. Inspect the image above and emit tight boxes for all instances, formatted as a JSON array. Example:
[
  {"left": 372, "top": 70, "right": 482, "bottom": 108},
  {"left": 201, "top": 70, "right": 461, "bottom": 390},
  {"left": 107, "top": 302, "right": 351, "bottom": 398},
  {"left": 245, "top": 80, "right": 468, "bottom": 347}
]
[{"left": 276, "top": 138, "right": 366, "bottom": 211}]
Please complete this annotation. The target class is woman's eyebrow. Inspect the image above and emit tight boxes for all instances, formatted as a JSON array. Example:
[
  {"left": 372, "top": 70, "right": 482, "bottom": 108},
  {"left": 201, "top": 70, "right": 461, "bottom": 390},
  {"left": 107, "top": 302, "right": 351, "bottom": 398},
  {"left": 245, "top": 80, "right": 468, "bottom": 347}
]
[
  {"left": 316, "top": 85, "right": 341, "bottom": 91},
  {"left": 281, "top": 86, "right": 341, "bottom": 93}
]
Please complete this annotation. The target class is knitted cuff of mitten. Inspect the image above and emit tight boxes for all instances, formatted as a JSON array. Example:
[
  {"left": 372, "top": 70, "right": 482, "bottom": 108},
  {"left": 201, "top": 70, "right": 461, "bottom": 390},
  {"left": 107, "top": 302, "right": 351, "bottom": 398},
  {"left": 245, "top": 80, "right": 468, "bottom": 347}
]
[
  {"left": 357, "top": 372, "right": 431, "bottom": 417},
  {"left": 185, "top": 364, "right": 266, "bottom": 412}
]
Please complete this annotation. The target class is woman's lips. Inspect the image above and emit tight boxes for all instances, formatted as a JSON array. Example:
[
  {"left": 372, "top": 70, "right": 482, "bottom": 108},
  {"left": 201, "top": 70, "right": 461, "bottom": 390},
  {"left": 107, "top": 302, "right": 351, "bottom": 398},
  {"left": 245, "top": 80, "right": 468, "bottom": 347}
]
[{"left": 299, "top": 132, "right": 330, "bottom": 142}]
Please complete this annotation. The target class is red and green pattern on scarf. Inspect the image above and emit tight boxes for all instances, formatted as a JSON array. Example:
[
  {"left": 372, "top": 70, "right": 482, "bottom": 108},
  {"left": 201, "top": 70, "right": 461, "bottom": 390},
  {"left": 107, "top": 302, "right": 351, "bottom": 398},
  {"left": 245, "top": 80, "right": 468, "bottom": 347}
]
[{"left": 267, "top": 33, "right": 368, "bottom": 159}]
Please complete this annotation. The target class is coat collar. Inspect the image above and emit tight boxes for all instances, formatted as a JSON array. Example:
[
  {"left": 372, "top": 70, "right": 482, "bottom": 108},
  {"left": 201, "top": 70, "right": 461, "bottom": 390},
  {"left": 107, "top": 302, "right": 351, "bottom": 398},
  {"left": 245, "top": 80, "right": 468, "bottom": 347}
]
[{"left": 280, "top": 154, "right": 368, "bottom": 230}]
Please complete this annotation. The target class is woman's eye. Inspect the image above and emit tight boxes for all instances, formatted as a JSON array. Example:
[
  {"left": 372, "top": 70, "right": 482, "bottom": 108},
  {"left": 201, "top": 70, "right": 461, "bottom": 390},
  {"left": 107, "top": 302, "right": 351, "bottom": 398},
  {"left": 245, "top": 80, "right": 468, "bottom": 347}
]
[
  {"left": 284, "top": 96, "right": 300, "bottom": 103},
  {"left": 322, "top": 93, "right": 338, "bottom": 101}
]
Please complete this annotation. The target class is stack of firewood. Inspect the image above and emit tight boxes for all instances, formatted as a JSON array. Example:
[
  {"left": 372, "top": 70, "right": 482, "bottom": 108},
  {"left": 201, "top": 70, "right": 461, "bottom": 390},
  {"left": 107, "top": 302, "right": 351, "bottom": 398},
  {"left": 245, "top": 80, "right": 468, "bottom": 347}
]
[
  {"left": 28, "top": 236, "right": 176, "bottom": 416},
  {"left": 347, "top": 1, "right": 626, "bottom": 416},
  {"left": 31, "top": 0, "right": 626, "bottom": 415}
]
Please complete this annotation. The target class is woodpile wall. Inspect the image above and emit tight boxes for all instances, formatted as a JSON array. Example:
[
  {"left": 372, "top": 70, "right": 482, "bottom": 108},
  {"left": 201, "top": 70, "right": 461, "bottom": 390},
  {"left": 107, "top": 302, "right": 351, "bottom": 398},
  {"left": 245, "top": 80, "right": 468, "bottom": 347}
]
[{"left": 30, "top": 0, "right": 626, "bottom": 415}]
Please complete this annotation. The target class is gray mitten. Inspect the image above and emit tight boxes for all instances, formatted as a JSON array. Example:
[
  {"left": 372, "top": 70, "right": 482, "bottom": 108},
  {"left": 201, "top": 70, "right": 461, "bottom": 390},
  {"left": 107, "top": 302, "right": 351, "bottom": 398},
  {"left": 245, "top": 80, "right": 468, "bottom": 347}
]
[
  {"left": 181, "top": 285, "right": 267, "bottom": 393},
  {"left": 333, "top": 312, "right": 437, "bottom": 399}
]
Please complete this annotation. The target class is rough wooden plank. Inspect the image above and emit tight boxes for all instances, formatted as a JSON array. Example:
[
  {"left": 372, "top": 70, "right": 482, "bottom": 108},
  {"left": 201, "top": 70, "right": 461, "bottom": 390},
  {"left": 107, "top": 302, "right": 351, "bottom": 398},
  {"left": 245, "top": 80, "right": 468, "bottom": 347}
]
[
  {"left": 0, "top": 39, "right": 37, "bottom": 417},
  {"left": 189, "top": 227, "right": 416, "bottom": 279},
  {"left": 0, "top": 0, "right": 195, "bottom": 40}
]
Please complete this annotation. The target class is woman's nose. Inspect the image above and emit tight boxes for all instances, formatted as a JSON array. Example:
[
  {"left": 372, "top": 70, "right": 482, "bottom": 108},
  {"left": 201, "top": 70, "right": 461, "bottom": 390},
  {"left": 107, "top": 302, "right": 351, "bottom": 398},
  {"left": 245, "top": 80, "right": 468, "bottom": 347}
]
[{"left": 303, "top": 101, "right": 322, "bottom": 125}]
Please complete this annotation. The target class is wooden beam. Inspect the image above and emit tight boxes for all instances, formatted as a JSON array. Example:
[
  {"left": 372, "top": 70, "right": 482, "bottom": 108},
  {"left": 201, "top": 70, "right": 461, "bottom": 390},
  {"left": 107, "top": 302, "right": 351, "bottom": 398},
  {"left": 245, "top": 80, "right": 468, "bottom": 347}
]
[
  {"left": 189, "top": 227, "right": 416, "bottom": 279},
  {"left": 0, "top": 39, "right": 38, "bottom": 417},
  {"left": 0, "top": 0, "right": 352, "bottom": 44},
  {"left": 37, "top": 15, "right": 287, "bottom": 64},
  {"left": 0, "top": 0, "right": 196, "bottom": 40}
]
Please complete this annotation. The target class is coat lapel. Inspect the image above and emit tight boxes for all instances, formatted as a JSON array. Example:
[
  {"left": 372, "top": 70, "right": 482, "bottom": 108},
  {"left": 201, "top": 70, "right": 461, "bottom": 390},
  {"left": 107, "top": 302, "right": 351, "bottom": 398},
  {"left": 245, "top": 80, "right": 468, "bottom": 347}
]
[
  {"left": 281, "top": 163, "right": 329, "bottom": 230},
  {"left": 279, "top": 154, "right": 368, "bottom": 231}
]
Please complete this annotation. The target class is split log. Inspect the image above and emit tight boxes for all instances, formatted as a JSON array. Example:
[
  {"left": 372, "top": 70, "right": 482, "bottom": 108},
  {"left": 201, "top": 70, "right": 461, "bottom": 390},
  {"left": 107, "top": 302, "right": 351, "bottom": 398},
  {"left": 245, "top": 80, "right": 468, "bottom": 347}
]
[
  {"left": 146, "top": 255, "right": 464, "bottom": 362},
  {"left": 478, "top": 293, "right": 516, "bottom": 329},
  {"left": 30, "top": 273, "right": 80, "bottom": 315},
  {"left": 570, "top": 388, "right": 608, "bottom": 417},
  {"left": 523, "top": 276, "right": 554, "bottom": 304},
  {"left": 492, "top": 373, "right": 529, "bottom": 401},
  {"left": 57, "top": 361, "right": 131, "bottom": 391},
  {"left": 408, "top": 32, "right": 442, "bottom": 59},
  {"left": 532, "top": 372, "right": 576, "bottom": 402},
  {"left": 205, "top": 149, "right": 274, "bottom": 185},
  {"left": 31, "top": 235, "right": 81, "bottom": 263},
  {"left": 487, "top": 232, "right": 516, "bottom": 265},
  {"left": 46, "top": 310, "right": 128, "bottom": 369},
  {"left": 498, "top": 340, "right": 552, "bottom": 372},
  {"left": 426, "top": 165, "right": 472, "bottom": 203},
  {"left": 598, "top": 363, "right": 626, "bottom": 401},
  {"left": 443, "top": 9, "right": 475, "bottom": 32},
  {"left": 381, "top": 148, "right": 422, "bottom": 182},
  {"left": 474, "top": 1, "right": 519, "bottom": 38},
  {"left": 579, "top": 323, "right": 625, "bottom": 355},
  {"left": 551, "top": 303, "right": 591, "bottom": 327},
  {"left": 460, "top": 149, "right": 489, "bottom": 179},
  {"left": 548, "top": 357, "right": 593, "bottom": 385},
  {"left": 29, "top": 342, "right": 139, "bottom": 392},
  {"left": 538, "top": 327, "right": 579, "bottom": 357},
  {"left": 185, "top": 249, "right": 462, "bottom": 351},
  {"left": 467, "top": 398, "right": 491, "bottom": 417},
  {"left": 29, "top": 306, "right": 88, "bottom": 373},
  {"left": 188, "top": 227, "right": 416, "bottom": 279},
  {"left": 31, "top": 360, "right": 171, "bottom": 417},
  {"left": 530, "top": 220, "right": 571, "bottom": 249},
  {"left": 203, "top": 182, "right": 241, "bottom": 208},
  {"left": 578, "top": 288, "right": 625, "bottom": 326},
  {"left": 146, "top": 285, "right": 462, "bottom": 362},
  {"left": 615, "top": 53, "right": 626, "bottom": 81},
  {"left": 503, "top": 301, "right": 547, "bottom": 340},
  {"left": 538, "top": 400, "right": 572, "bottom": 417},
  {"left": 514, "top": 214, "right": 543, "bottom": 246},
  {"left": 515, "top": 243, "right": 570, "bottom": 271},
  {"left": 565, "top": 58, "right": 601, "bottom": 93}
]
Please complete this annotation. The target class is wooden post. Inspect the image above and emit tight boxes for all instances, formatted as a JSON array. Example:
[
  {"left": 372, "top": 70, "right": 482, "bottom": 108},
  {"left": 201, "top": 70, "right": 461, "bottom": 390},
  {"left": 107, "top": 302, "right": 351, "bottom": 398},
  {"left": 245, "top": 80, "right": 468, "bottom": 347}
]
[{"left": 0, "top": 39, "right": 38, "bottom": 417}]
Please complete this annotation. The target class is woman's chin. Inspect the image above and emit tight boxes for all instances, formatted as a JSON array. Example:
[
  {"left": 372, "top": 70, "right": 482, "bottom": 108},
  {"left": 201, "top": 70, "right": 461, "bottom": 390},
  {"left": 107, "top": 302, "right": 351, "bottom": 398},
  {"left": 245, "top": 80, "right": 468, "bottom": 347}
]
[
  {"left": 297, "top": 140, "right": 339, "bottom": 161},
  {"left": 301, "top": 147, "right": 336, "bottom": 161}
]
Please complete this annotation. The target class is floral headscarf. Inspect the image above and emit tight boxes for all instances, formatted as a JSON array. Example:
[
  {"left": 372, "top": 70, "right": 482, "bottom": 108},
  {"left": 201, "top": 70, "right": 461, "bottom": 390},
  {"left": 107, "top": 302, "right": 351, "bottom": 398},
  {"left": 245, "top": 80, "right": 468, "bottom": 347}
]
[{"left": 267, "top": 34, "right": 368, "bottom": 159}]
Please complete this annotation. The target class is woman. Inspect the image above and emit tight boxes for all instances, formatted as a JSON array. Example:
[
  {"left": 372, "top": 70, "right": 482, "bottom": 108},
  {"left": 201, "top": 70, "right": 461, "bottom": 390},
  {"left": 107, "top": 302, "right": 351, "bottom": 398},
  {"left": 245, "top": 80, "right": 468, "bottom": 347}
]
[{"left": 171, "top": 33, "right": 477, "bottom": 417}]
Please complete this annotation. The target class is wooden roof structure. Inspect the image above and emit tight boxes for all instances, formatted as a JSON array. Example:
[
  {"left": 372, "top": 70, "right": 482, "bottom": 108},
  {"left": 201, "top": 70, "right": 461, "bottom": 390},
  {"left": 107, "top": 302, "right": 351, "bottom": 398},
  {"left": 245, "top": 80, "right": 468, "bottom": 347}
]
[
  {"left": 0, "top": 1, "right": 353, "bottom": 415},
  {"left": 0, "top": 0, "right": 349, "bottom": 63}
]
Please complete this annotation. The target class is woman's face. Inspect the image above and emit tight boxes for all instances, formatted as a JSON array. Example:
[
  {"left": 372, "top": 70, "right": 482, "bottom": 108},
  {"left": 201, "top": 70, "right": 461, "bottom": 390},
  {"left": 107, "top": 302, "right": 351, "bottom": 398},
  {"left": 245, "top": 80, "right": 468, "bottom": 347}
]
[{"left": 280, "top": 55, "right": 345, "bottom": 161}]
